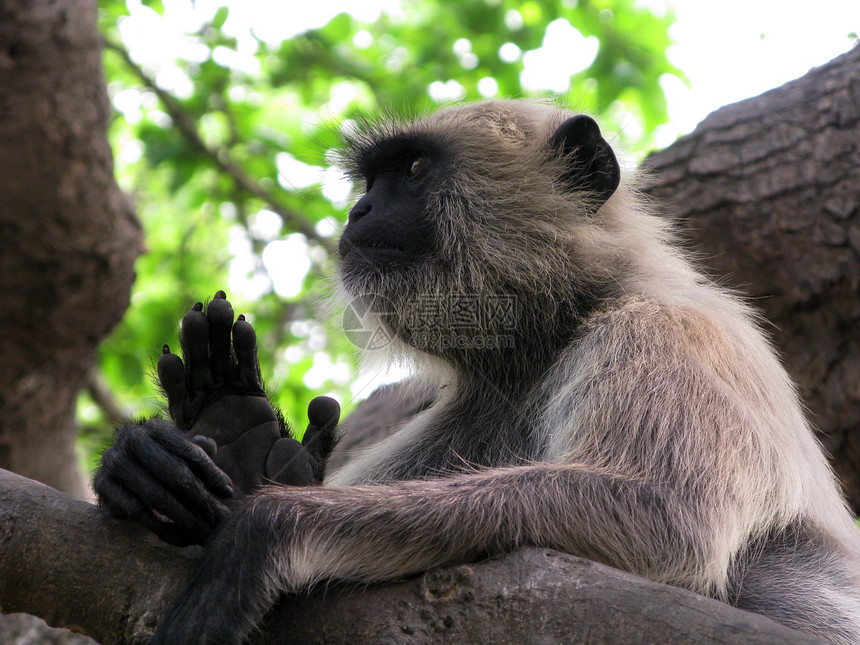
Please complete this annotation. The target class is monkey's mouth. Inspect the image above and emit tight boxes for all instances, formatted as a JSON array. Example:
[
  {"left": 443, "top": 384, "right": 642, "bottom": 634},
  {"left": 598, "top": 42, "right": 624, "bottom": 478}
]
[
  {"left": 344, "top": 242, "right": 405, "bottom": 255},
  {"left": 339, "top": 239, "right": 409, "bottom": 263}
]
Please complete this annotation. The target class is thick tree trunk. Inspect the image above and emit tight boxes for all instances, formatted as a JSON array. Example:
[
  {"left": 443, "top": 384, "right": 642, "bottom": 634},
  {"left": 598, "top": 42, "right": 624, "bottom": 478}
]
[
  {"left": 0, "top": 469, "right": 826, "bottom": 645},
  {"left": 644, "top": 43, "right": 860, "bottom": 510},
  {"left": 0, "top": 0, "right": 141, "bottom": 498},
  {"left": 0, "top": 2, "right": 139, "bottom": 641}
]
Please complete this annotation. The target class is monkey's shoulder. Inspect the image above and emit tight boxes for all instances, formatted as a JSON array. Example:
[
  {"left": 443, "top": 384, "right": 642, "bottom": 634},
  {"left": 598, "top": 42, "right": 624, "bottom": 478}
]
[
  {"left": 561, "top": 290, "right": 780, "bottom": 406},
  {"left": 577, "top": 292, "right": 745, "bottom": 352}
]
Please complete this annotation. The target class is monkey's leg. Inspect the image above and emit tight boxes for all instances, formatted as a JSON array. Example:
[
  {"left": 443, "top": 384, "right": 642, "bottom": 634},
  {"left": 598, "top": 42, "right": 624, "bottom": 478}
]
[
  {"left": 152, "top": 464, "right": 706, "bottom": 645},
  {"left": 728, "top": 523, "right": 860, "bottom": 644}
]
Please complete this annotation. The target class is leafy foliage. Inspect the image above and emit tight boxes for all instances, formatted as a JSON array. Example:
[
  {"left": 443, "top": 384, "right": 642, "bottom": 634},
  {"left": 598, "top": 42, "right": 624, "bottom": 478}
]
[{"left": 82, "top": 0, "right": 680, "bottom": 472}]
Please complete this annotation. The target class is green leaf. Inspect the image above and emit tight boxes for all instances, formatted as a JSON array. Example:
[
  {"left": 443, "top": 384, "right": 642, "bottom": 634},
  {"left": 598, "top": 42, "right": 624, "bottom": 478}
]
[
  {"left": 140, "top": 0, "right": 164, "bottom": 16},
  {"left": 213, "top": 6, "right": 229, "bottom": 29}
]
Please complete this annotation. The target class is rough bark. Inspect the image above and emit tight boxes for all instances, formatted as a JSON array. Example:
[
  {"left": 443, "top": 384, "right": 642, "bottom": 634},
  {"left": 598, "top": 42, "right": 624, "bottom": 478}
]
[
  {"left": 644, "top": 44, "right": 860, "bottom": 510},
  {"left": 0, "top": 2, "right": 139, "bottom": 640},
  {"left": 0, "top": 468, "right": 826, "bottom": 645},
  {"left": 0, "top": 0, "right": 141, "bottom": 498},
  {"left": 331, "top": 46, "right": 860, "bottom": 509}
]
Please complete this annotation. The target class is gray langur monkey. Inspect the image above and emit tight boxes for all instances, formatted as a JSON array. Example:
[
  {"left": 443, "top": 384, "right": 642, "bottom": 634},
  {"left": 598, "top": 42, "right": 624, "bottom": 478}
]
[{"left": 118, "top": 100, "right": 860, "bottom": 643}]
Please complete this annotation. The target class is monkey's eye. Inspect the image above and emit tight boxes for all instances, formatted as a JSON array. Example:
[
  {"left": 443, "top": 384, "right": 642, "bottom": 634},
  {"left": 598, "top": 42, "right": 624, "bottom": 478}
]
[{"left": 407, "top": 156, "right": 427, "bottom": 177}]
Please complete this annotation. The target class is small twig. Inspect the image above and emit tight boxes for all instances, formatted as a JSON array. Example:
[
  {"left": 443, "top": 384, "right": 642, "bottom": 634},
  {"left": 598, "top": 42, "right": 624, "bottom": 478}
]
[
  {"left": 103, "top": 39, "right": 329, "bottom": 248},
  {"left": 85, "top": 368, "right": 128, "bottom": 426}
]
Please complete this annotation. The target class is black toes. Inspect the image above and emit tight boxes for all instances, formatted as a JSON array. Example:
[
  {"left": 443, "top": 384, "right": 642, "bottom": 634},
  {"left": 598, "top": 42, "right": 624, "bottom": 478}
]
[
  {"left": 206, "top": 293, "right": 235, "bottom": 383},
  {"left": 266, "top": 438, "right": 315, "bottom": 486},
  {"left": 232, "top": 315, "right": 262, "bottom": 393},
  {"left": 302, "top": 396, "right": 340, "bottom": 481},
  {"left": 158, "top": 345, "right": 188, "bottom": 426},
  {"left": 167, "top": 291, "right": 269, "bottom": 424},
  {"left": 181, "top": 305, "right": 212, "bottom": 396},
  {"left": 307, "top": 396, "right": 341, "bottom": 429}
]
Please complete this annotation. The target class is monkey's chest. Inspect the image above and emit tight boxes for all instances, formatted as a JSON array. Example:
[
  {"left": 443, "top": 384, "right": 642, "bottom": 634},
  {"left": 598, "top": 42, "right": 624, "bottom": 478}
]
[{"left": 388, "top": 409, "right": 543, "bottom": 481}]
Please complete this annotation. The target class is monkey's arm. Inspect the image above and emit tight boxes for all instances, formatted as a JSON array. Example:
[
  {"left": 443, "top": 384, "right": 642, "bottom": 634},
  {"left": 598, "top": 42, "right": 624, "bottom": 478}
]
[
  {"left": 93, "top": 292, "right": 340, "bottom": 546},
  {"left": 152, "top": 465, "right": 704, "bottom": 645}
]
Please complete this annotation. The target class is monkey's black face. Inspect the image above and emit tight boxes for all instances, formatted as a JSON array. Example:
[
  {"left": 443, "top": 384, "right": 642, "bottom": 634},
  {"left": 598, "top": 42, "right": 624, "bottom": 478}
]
[
  {"left": 337, "top": 106, "right": 622, "bottom": 352},
  {"left": 338, "top": 135, "right": 445, "bottom": 287}
]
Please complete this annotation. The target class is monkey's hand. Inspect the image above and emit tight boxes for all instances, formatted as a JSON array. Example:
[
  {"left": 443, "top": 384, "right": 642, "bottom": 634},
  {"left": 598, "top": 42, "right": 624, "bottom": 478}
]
[
  {"left": 93, "top": 418, "right": 234, "bottom": 546},
  {"left": 93, "top": 291, "right": 340, "bottom": 546}
]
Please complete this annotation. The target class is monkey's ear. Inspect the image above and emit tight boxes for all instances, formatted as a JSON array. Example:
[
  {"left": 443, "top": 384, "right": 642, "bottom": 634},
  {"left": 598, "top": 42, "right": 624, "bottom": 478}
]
[{"left": 549, "top": 115, "right": 620, "bottom": 210}]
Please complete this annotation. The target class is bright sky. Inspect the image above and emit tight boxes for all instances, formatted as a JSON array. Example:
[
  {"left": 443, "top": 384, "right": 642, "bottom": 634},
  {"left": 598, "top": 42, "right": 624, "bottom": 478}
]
[
  {"left": 123, "top": 0, "right": 860, "bottom": 141},
  {"left": 658, "top": 0, "right": 859, "bottom": 142}
]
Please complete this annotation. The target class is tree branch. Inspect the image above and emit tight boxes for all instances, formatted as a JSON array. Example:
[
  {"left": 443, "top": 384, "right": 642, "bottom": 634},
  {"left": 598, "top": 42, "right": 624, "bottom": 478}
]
[
  {"left": 0, "top": 469, "right": 825, "bottom": 645},
  {"left": 101, "top": 39, "right": 327, "bottom": 247},
  {"left": 85, "top": 368, "right": 129, "bottom": 427}
]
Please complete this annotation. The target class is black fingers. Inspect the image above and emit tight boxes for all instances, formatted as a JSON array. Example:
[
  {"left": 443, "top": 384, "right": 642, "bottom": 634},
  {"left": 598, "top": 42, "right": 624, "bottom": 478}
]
[
  {"left": 120, "top": 451, "right": 222, "bottom": 545},
  {"left": 94, "top": 420, "right": 234, "bottom": 546},
  {"left": 93, "top": 456, "right": 144, "bottom": 520},
  {"left": 93, "top": 471, "right": 195, "bottom": 546},
  {"left": 151, "top": 422, "right": 234, "bottom": 499},
  {"left": 190, "top": 435, "right": 218, "bottom": 459},
  {"left": 135, "top": 437, "right": 230, "bottom": 527}
]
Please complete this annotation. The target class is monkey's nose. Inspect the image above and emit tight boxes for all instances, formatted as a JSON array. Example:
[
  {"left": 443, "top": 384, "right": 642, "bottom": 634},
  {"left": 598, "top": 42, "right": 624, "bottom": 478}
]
[{"left": 348, "top": 199, "right": 371, "bottom": 224}]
